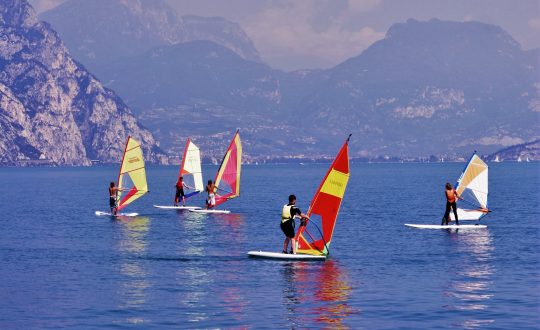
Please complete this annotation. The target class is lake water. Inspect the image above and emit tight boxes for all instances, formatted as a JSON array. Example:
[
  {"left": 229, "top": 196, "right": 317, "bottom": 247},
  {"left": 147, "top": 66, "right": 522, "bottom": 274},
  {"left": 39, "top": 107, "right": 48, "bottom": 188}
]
[{"left": 0, "top": 163, "right": 538, "bottom": 329}]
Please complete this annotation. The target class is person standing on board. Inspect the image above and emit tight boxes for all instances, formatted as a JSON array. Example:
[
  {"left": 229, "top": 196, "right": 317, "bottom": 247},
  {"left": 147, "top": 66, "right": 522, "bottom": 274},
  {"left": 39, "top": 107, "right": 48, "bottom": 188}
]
[
  {"left": 205, "top": 179, "right": 216, "bottom": 209},
  {"left": 281, "top": 194, "right": 309, "bottom": 254},
  {"left": 174, "top": 176, "right": 186, "bottom": 206},
  {"left": 109, "top": 182, "right": 120, "bottom": 215},
  {"left": 442, "top": 182, "right": 462, "bottom": 225}
]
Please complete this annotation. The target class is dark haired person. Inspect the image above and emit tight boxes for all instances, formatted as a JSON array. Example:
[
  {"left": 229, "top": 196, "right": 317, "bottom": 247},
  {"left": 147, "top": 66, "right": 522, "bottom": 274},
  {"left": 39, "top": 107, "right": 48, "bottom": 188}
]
[
  {"left": 205, "top": 179, "right": 216, "bottom": 209},
  {"left": 109, "top": 182, "right": 119, "bottom": 215},
  {"left": 281, "top": 194, "right": 309, "bottom": 254},
  {"left": 442, "top": 182, "right": 462, "bottom": 225},
  {"left": 174, "top": 176, "right": 186, "bottom": 206}
]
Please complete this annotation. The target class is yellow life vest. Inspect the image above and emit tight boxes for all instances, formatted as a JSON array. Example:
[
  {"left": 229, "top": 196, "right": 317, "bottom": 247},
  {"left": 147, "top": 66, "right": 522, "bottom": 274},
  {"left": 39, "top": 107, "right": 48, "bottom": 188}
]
[{"left": 282, "top": 204, "right": 295, "bottom": 223}]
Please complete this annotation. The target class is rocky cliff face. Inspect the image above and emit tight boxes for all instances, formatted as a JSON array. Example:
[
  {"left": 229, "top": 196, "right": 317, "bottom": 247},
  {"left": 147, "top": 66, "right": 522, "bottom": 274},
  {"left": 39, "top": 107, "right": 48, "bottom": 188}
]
[{"left": 0, "top": 0, "right": 165, "bottom": 165}]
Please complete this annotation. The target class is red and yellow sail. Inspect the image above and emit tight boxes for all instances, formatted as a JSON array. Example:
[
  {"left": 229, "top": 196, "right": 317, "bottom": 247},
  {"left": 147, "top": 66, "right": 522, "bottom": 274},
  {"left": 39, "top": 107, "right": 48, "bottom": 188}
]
[
  {"left": 214, "top": 130, "right": 242, "bottom": 206},
  {"left": 116, "top": 136, "right": 148, "bottom": 211},
  {"left": 295, "top": 135, "right": 351, "bottom": 256}
]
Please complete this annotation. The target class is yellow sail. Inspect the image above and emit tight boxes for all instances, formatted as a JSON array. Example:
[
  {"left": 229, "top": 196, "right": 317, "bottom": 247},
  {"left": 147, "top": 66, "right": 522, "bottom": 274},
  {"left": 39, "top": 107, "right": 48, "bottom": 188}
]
[{"left": 117, "top": 136, "right": 148, "bottom": 211}]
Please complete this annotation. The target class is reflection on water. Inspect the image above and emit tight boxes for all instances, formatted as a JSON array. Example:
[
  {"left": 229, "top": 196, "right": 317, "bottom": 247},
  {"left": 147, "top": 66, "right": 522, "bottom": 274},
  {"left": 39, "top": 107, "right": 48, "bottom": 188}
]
[
  {"left": 176, "top": 212, "right": 247, "bottom": 324},
  {"left": 444, "top": 230, "right": 495, "bottom": 328},
  {"left": 281, "top": 260, "right": 355, "bottom": 328},
  {"left": 115, "top": 217, "right": 151, "bottom": 324}
]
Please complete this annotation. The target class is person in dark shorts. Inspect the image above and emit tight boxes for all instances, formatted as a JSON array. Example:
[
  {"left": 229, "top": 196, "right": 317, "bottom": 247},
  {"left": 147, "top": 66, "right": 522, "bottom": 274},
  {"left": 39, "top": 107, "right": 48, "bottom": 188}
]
[
  {"left": 174, "top": 176, "right": 186, "bottom": 206},
  {"left": 109, "top": 182, "right": 119, "bottom": 215},
  {"left": 281, "top": 194, "right": 309, "bottom": 254},
  {"left": 442, "top": 182, "right": 463, "bottom": 225}
]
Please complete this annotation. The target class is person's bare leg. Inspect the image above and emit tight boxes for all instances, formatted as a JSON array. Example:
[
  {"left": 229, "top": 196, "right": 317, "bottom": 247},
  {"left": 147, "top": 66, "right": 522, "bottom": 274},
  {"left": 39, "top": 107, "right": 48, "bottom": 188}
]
[
  {"left": 292, "top": 238, "right": 297, "bottom": 254},
  {"left": 283, "top": 237, "right": 290, "bottom": 253},
  {"left": 182, "top": 196, "right": 185, "bottom": 206}
]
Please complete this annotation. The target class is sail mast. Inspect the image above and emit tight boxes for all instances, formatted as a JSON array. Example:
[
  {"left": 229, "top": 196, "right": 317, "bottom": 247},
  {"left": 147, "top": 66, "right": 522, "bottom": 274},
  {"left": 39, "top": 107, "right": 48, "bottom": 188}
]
[
  {"left": 179, "top": 138, "right": 204, "bottom": 197},
  {"left": 116, "top": 136, "right": 148, "bottom": 211},
  {"left": 296, "top": 135, "right": 351, "bottom": 256},
  {"left": 213, "top": 130, "right": 242, "bottom": 206}
]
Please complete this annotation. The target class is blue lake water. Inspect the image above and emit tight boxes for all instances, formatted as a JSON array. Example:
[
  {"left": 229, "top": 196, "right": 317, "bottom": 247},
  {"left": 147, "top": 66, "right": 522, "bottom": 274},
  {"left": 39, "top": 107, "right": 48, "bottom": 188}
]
[{"left": 0, "top": 163, "right": 538, "bottom": 329}]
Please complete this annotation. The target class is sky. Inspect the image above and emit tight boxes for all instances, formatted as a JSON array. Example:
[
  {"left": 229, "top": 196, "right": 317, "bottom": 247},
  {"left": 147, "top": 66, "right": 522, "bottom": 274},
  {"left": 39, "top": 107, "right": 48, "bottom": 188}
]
[{"left": 30, "top": 0, "right": 540, "bottom": 71}]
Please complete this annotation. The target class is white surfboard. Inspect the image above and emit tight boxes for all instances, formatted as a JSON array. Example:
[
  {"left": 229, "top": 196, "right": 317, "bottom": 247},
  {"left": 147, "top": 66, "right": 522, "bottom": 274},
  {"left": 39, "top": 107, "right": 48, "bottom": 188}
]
[
  {"left": 189, "top": 209, "right": 231, "bottom": 214},
  {"left": 247, "top": 251, "right": 327, "bottom": 260},
  {"left": 405, "top": 223, "right": 487, "bottom": 229},
  {"left": 153, "top": 205, "right": 201, "bottom": 210},
  {"left": 95, "top": 211, "right": 139, "bottom": 217}
]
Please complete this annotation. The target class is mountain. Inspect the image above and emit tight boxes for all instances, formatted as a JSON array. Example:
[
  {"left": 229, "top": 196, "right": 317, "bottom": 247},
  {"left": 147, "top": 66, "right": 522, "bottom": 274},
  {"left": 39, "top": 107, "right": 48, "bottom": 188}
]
[
  {"left": 97, "top": 40, "right": 280, "bottom": 112},
  {"left": 99, "top": 18, "right": 538, "bottom": 159},
  {"left": 39, "top": 0, "right": 261, "bottom": 74},
  {"left": 26, "top": 8, "right": 540, "bottom": 160},
  {"left": 0, "top": 0, "right": 165, "bottom": 165},
  {"left": 488, "top": 139, "right": 540, "bottom": 161},
  {"left": 298, "top": 19, "right": 539, "bottom": 156}
]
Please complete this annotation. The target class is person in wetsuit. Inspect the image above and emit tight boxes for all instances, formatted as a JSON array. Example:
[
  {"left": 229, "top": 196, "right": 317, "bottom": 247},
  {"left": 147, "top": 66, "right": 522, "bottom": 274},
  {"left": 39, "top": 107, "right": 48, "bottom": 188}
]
[
  {"left": 205, "top": 180, "right": 216, "bottom": 209},
  {"left": 109, "top": 182, "right": 119, "bottom": 215},
  {"left": 174, "top": 176, "right": 186, "bottom": 206},
  {"left": 442, "top": 182, "right": 462, "bottom": 225},
  {"left": 281, "top": 194, "right": 309, "bottom": 254}
]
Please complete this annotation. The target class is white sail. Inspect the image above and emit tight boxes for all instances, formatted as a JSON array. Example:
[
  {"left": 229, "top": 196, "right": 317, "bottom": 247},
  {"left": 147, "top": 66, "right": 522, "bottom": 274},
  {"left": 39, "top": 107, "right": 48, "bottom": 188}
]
[
  {"left": 180, "top": 138, "right": 203, "bottom": 193},
  {"left": 450, "top": 153, "right": 489, "bottom": 221}
]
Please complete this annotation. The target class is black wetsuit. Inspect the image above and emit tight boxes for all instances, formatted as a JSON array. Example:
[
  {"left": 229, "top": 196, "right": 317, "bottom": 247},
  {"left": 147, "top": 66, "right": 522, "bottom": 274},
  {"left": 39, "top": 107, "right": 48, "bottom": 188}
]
[
  {"left": 281, "top": 204, "right": 302, "bottom": 238},
  {"left": 175, "top": 186, "right": 185, "bottom": 198},
  {"left": 442, "top": 201, "right": 459, "bottom": 225}
]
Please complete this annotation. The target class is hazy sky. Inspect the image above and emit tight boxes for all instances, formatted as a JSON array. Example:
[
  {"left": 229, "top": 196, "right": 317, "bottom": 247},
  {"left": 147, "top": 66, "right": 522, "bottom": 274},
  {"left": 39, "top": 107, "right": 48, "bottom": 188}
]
[{"left": 30, "top": 0, "right": 540, "bottom": 71}]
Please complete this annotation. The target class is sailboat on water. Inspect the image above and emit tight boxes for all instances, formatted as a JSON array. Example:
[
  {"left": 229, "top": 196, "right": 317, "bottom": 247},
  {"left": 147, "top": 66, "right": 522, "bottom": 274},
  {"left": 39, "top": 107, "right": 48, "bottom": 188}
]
[
  {"left": 95, "top": 136, "right": 148, "bottom": 217},
  {"left": 405, "top": 151, "right": 489, "bottom": 229},
  {"left": 154, "top": 138, "right": 203, "bottom": 210},
  {"left": 190, "top": 130, "right": 242, "bottom": 214},
  {"left": 449, "top": 152, "right": 490, "bottom": 221},
  {"left": 248, "top": 135, "right": 351, "bottom": 260}
]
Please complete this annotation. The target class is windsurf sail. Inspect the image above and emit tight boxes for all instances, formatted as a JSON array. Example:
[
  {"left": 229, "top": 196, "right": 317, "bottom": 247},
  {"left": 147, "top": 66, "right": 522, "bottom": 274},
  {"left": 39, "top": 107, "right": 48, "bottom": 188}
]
[
  {"left": 116, "top": 136, "right": 148, "bottom": 211},
  {"left": 295, "top": 135, "right": 351, "bottom": 256},
  {"left": 450, "top": 152, "right": 489, "bottom": 220},
  {"left": 179, "top": 138, "right": 203, "bottom": 199},
  {"left": 214, "top": 130, "right": 242, "bottom": 206}
]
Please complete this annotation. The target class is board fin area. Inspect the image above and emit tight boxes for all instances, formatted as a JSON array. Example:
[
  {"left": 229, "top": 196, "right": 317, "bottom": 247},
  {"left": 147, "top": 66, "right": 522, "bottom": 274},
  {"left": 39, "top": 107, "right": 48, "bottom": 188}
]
[
  {"left": 405, "top": 223, "right": 487, "bottom": 229},
  {"left": 247, "top": 251, "right": 326, "bottom": 260},
  {"left": 153, "top": 205, "right": 201, "bottom": 210},
  {"left": 189, "top": 209, "right": 231, "bottom": 214},
  {"left": 95, "top": 211, "right": 139, "bottom": 217}
]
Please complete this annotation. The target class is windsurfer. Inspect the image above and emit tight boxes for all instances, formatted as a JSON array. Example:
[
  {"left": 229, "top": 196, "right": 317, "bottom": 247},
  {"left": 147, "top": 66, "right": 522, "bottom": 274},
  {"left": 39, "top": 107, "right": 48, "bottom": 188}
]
[
  {"left": 174, "top": 176, "right": 186, "bottom": 206},
  {"left": 205, "top": 179, "right": 216, "bottom": 209},
  {"left": 109, "top": 182, "right": 119, "bottom": 215},
  {"left": 442, "top": 182, "right": 462, "bottom": 225},
  {"left": 281, "top": 194, "right": 309, "bottom": 254}
]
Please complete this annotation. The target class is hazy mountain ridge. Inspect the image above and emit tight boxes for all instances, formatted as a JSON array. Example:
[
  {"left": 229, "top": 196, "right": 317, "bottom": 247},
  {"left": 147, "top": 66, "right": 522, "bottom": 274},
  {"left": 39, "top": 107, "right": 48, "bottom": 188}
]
[
  {"left": 40, "top": 0, "right": 261, "bottom": 74},
  {"left": 0, "top": 0, "right": 165, "bottom": 165},
  {"left": 135, "top": 19, "right": 539, "bottom": 159},
  {"left": 7, "top": 0, "right": 540, "bottom": 162},
  {"left": 296, "top": 19, "right": 539, "bottom": 156},
  {"left": 488, "top": 139, "right": 540, "bottom": 161}
]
